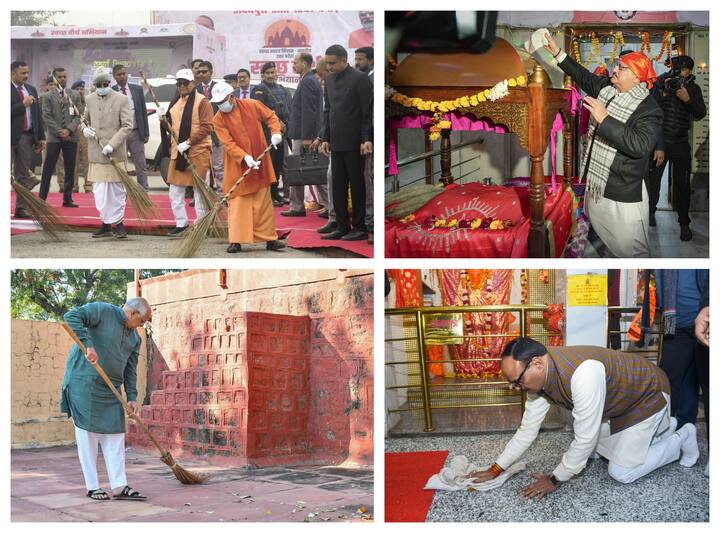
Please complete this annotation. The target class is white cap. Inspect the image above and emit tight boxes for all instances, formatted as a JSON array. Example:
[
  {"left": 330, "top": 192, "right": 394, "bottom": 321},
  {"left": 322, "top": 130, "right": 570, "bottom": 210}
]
[
  {"left": 175, "top": 68, "right": 194, "bottom": 81},
  {"left": 210, "top": 81, "right": 234, "bottom": 103}
]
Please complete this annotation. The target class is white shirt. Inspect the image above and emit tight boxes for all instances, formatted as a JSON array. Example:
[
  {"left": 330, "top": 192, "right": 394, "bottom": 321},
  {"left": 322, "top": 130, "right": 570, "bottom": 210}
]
[{"left": 496, "top": 360, "right": 607, "bottom": 482}]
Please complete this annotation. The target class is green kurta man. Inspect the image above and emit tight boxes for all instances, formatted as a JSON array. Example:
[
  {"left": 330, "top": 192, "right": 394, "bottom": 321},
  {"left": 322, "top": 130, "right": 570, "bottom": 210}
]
[{"left": 60, "top": 297, "right": 151, "bottom": 502}]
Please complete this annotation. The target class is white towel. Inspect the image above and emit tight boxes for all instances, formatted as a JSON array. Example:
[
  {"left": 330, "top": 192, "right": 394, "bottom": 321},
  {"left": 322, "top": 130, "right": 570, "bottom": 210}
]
[
  {"left": 425, "top": 455, "right": 526, "bottom": 491},
  {"left": 524, "top": 28, "right": 551, "bottom": 55}
]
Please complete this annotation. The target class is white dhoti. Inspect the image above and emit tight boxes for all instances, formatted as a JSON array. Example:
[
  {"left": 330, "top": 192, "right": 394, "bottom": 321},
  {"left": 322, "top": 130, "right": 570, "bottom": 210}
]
[
  {"left": 599, "top": 393, "right": 693, "bottom": 483},
  {"left": 168, "top": 184, "right": 207, "bottom": 228},
  {"left": 74, "top": 425, "right": 127, "bottom": 491},
  {"left": 585, "top": 182, "right": 650, "bottom": 258},
  {"left": 93, "top": 182, "right": 126, "bottom": 224}
]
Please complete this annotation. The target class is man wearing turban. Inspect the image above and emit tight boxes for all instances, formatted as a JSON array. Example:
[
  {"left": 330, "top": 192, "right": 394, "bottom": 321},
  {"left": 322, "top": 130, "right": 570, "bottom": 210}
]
[{"left": 544, "top": 35, "right": 662, "bottom": 258}]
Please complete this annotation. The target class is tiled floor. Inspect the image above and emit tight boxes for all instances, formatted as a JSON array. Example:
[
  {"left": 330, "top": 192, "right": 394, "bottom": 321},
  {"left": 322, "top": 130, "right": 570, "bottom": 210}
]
[
  {"left": 386, "top": 424, "right": 709, "bottom": 522},
  {"left": 11, "top": 446, "right": 373, "bottom": 522}
]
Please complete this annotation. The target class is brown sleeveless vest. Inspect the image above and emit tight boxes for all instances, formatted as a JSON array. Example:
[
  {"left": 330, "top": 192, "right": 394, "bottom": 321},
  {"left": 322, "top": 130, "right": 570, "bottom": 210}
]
[{"left": 540, "top": 346, "right": 670, "bottom": 434}]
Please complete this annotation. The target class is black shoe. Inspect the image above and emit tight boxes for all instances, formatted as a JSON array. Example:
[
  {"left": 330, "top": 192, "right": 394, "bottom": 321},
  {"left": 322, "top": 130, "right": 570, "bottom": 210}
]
[
  {"left": 649, "top": 211, "right": 656, "bottom": 227},
  {"left": 92, "top": 223, "right": 113, "bottom": 238},
  {"left": 13, "top": 209, "right": 31, "bottom": 219},
  {"left": 113, "top": 222, "right": 127, "bottom": 239},
  {"left": 680, "top": 225, "right": 693, "bottom": 241},
  {"left": 317, "top": 221, "right": 338, "bottom": 234},
  {"left": 280, "top": 210, "right": 306, "bottom": 217},
  {"left": 266, "top": 239, "right": 286, "bottom": 251},
  {"left": 321, "top": 229, "right": 349, "bottom": 240},
  {"left": 167, "top": 226, "right": 186, "bottom": 237},
  {"left": 272, "top": 199, "right": 284, "bottom": 208},
  {"left": 341, "top": 230, "right": 368, "bottom": 241},
  {"left": 227, "top": 243, "right": 242, "bottom": 253},
  {"left": 62, "top": 201, "right": 79, "bottom": 208}
]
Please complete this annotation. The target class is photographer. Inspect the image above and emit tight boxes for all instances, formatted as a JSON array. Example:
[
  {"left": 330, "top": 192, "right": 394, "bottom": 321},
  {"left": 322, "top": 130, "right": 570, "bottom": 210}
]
[{"left": 647, "top": 55, "right": 706, "bottom": 241}]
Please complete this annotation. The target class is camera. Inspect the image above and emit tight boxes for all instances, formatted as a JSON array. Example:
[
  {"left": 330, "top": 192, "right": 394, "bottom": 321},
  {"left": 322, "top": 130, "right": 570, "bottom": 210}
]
[{"left": 664, "top": 56, "right": 695, "bottom": 93}]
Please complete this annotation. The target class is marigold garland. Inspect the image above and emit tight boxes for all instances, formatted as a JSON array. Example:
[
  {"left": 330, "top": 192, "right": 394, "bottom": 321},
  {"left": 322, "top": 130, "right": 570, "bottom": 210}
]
[{"left": 399, "top": 213, "right": 514, "bottom": 231}]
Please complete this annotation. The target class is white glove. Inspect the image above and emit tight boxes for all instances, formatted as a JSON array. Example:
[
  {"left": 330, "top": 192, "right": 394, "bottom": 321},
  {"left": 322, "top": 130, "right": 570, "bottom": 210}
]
[
  {"left": 102, "top": 144, "right": 114, "bottom": 156},
  {"left": 271, "top": 133, "right": 283, "bottom": 148},
  {"left": 83, "top": 126, "right": 97, "bottom": 139},
  {"left": 156, "top": 106, "right": 167, "bottom": 116},
  {"left": 244, "top": 154, "right": 261, "bottom": 169},
  {"left": 177, "top": 141, "right": 191, "bottom": 154}
]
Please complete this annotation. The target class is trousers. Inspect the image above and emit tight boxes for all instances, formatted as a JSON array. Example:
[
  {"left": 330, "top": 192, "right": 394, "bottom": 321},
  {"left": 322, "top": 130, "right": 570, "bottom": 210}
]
[{"left": 74, "top": 425, "right": 127, "bottom": 491}]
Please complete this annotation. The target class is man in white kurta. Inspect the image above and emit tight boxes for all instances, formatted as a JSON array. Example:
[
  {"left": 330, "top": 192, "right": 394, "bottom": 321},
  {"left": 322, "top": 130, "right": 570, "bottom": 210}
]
[
  {"left": 82, "top": 68, "right": 133, "bottom": 238},
  {"left": 472, "top": 339, "right": 700, "bottom": 500}
]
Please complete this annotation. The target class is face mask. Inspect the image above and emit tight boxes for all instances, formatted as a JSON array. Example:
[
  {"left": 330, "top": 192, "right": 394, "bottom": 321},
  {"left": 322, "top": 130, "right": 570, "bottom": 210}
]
[
  {"left": 219, "top": 99, "right": 234, "bottom": 113},
  {"left": 96, "top": 86, "right": 111, "bottom": 96}
]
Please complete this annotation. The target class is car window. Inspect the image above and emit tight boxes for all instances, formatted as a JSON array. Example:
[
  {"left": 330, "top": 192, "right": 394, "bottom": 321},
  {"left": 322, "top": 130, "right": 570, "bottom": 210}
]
[{"left": 145, "top": 84, "right": 178, "bottom": 103}]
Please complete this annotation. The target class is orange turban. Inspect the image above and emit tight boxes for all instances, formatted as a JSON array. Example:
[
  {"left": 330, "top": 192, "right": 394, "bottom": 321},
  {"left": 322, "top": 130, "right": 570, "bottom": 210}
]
[{"left": 620, "top": 52, "right": 657, "bottom": 89}]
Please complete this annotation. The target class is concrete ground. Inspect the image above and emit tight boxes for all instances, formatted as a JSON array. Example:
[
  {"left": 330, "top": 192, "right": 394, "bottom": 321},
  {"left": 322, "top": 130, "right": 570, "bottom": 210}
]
[
  {"left": 11, "top": 171, "right": 364, "bottom": 258},
  {"left": 386, "top": 425, "right": 709, "bottom": 522},
  {"left": 12, "top": 446, "right": 373, "bottom": 522}
]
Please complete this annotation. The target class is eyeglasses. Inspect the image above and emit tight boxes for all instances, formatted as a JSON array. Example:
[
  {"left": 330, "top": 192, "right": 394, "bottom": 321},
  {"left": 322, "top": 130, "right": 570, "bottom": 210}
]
[
  {"left": 507, "top": 357, "right": 535, "bottom": 389},
  {"left": 176, "top": 80, "right": 191, "bottom": 87},
  {"left": 95, "top": 82, "right": 110, "bottom": 88}
]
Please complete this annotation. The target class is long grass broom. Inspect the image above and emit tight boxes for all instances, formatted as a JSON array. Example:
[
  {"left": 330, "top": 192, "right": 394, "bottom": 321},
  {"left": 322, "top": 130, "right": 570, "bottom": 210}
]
[
  {"left": 175, "top": 144, "right": 274, "bottom": 258},
  {"left": 138, "top": 71, "right": 218, "bottom": 218},
  {"left": 11, "top": 159, "right": 67, "bottom": 239},
  {"left": 54, "top": 74, "right": 156, "bottom": 222},
  {"left": 61, "top": 322, "right": 206, "bottom": 484}
]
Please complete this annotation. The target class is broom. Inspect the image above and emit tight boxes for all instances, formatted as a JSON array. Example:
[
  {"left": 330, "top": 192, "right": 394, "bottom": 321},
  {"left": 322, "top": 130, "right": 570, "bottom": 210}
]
[
  {"left": 54, "top": 74, "right": 157, "bottom": 222},
  {"left": 61, "top": 322, "right": 206, "bottom": 484},
  {"left": 11, "top": 156, "right": 67, "bottom": 239},
  {"left": 138, "top": 71, "right": 218, "bottom": 217},
  {"left": 175, "top": 143, "right": 274, "bottom": 258}
]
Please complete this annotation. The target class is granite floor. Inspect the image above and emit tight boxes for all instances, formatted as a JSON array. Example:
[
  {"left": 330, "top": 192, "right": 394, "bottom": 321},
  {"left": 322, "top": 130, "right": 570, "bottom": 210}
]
[
  {"left": 584, "top": 209, "right": 708, "bottom": 258},
  {"left": 12, "top": 446, "right": 373, "bottom": 522},
  {"left": 386, "top": 425, "right": 709, "bottom": 522}
]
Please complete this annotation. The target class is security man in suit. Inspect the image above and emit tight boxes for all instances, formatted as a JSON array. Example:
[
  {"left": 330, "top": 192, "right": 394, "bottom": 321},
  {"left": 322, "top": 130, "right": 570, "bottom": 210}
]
[
  {"left": 11, "top": 60, "right": 45, "bottom": 218},
  {"left": 39, "top": 66, "right": 82, "bottom": 207},
  {"left": 195, "top": 60, "right": 223, "bottom": 193},
  {"left": 112, "top": 64, "right": 151, "bottom": 191}
]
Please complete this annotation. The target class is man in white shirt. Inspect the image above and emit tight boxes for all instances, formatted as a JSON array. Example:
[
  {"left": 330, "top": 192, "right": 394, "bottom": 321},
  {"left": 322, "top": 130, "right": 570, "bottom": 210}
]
[{"left": 472, "top": 338, "right": 700, "bottom": 500}]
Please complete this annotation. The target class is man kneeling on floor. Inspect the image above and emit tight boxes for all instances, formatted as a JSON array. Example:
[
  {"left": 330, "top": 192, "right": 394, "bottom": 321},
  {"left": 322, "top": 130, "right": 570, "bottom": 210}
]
[
  {"left": 60, "top": 298, "right": 151, "bottom": 502},
  {"left": 472, "top": 338, "right": 699, "bottom": 499}
]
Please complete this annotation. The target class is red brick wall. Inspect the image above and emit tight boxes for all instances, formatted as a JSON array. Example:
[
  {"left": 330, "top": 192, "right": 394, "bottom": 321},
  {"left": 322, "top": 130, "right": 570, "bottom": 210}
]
[{"left": 127, "top": 270, "right": 373, "bottom": 467}]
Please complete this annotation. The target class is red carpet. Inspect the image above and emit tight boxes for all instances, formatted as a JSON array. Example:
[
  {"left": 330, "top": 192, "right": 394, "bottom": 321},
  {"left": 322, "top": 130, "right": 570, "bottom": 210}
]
[
  {"left": 11, "top": 192, "right": 372, "bottom": 257},
  {"left": 385, "top": 450, "right": 449, "bottom": 522}
]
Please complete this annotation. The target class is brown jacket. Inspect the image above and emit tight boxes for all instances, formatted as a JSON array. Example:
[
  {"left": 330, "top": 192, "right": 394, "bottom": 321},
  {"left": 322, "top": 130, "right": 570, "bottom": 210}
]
[
  {"left": 166, "top": 93, "right": 213, "bottom": 187},
  {"left": 540, "top": 346, "right": 670, "bottom": 434}
]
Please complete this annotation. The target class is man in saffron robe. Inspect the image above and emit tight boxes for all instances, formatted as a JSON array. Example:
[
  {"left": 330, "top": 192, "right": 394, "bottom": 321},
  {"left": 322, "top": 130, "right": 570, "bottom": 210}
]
[{"left": 210, "top": 82, "right": 286, "bottom": 253}]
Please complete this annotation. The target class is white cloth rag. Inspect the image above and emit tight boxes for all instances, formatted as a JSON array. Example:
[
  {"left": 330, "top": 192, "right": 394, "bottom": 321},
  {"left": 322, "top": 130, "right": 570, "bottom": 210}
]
[
  {"left": 425, "top": 455, "right": 526, "bottom": 491},
  {"left": 524, "top": 28, "right": 551, "bottom": 55}
]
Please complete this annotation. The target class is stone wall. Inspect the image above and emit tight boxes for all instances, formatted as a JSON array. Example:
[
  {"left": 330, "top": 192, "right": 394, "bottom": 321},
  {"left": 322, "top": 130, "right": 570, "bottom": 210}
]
[
  {"left": 128, "top": 269, "right": 374, "bottom": 467},
  {"left": 11, "top": 319, "right": 148, "bottom": 448}
]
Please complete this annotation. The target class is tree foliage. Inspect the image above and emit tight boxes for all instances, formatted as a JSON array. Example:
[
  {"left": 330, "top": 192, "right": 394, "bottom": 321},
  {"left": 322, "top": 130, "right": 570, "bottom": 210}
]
[
  {"left": 11, "top": 11, "right": 65, "bottom": 26},
  {"left": 10, "top": 269, "right": 183, "bottom": 321}
]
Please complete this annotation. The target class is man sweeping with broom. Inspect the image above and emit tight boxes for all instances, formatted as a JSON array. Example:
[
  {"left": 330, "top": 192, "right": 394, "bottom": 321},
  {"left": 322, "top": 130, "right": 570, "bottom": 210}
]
[
  {"left": 210, "top": 81, "right": 286, "bottom": 253},
  {"left": 60, "top": 298, "right": 151, "bottom": 502},
  {"left": 82, "top": 68, "right": 134, "bottom": 239}
]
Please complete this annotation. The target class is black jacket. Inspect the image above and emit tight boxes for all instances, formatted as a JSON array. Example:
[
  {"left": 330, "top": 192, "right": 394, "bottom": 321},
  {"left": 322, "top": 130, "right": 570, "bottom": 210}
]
[
  {"left": 288, "top": 72, "right": 322, "bottom": 141},
  {"left": 559, "top": 53, "right": 663, "bottom": 203},
  {"left": 112, "top": 83, "right": 150, "bottom": 140},
  {"left": 11, "top": 82, "right": 44, "bottom": 146},
  {"left": 651, "top": 72, "right": 706, "bottom": 147},
  {"left": 321, "top": 65, "right": 372, "bottom": 151}
]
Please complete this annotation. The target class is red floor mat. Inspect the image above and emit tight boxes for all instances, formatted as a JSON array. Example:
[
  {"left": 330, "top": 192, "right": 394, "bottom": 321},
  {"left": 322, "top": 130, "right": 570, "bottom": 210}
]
[
  {"left": 385, "top": 450, "right": 449, "bottom": 522},
  {"left": 11, "top": 192, "right": 372, "bottom": 257}
]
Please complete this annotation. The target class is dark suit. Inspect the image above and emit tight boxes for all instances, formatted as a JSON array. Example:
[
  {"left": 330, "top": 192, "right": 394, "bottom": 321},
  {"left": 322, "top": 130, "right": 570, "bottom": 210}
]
[
  {"left": 11, "top": 82, "right": 45, "bottom": 213},
  {"left": 39, "top": 87, "right": 82, "bottom": 203},
  {"left": 113, "top": 83, "right": 150, "bottom": 189},
  {"left": 288, "top": 73, "right": 321, "bottom": 141},
  {"left": 321, "top": 65, "right": 373, "bottom": 232}
]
